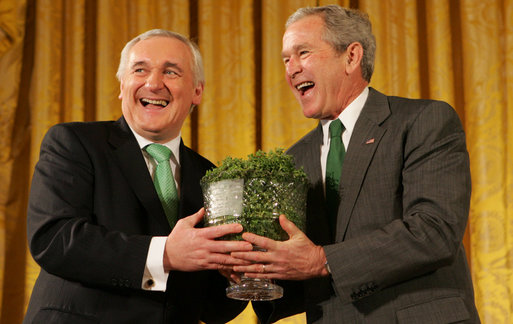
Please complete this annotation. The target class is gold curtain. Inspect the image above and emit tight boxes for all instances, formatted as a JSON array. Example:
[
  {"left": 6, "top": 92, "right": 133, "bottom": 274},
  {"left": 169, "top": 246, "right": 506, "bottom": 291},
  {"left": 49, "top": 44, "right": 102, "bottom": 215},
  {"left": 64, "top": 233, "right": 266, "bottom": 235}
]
[{"left": 0, "top": 0, "right": 511, "bottom": 323}]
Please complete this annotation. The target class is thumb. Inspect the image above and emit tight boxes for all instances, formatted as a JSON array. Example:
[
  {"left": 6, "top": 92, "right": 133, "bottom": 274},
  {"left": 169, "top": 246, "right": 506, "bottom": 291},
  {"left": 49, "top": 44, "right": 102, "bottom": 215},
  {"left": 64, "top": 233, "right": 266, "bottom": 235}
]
[
  {"left": 183, "top": 207, "right": 205, "bottom": 226},
  {"left": 279, "top": 214, "right": 302, "bottom": 238}
]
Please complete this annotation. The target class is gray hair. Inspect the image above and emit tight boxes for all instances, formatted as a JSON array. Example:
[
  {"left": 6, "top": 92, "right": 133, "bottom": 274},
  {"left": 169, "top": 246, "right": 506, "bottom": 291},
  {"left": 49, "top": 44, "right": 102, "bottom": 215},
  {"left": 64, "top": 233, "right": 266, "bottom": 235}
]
[
  {"left": 286, "top": 5, "right": 376, "bottom": 82},
  {"left": 116, "top": 29, "right": 204, "bottom": 86}
]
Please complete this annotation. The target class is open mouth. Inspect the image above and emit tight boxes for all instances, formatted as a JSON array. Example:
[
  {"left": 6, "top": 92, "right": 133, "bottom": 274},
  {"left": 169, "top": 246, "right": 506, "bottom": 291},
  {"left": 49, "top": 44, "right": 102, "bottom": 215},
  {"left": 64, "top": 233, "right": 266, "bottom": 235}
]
[
  {"left": 296, "top": 81, "right": 315, "bottom": 95},
  {"left": 140, "top": 98, "right": 169, "bottom": 108}
]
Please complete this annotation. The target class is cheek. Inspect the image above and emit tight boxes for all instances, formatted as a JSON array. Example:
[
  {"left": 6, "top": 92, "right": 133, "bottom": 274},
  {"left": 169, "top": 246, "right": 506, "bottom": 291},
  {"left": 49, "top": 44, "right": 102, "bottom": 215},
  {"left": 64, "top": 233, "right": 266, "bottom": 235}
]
[
  {"left": 285, "top": 75, "right": 294, "bottom": 89},
  {"left": 125, "top": 78, "right": 146, "bottom": 95}
]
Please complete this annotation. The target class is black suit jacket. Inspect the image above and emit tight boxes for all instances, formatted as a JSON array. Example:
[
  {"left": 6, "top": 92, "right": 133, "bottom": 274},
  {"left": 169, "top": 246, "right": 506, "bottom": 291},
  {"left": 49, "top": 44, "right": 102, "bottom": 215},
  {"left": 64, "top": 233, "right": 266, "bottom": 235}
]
[
  {"left": 24, "top": 117, "right": 245, "bottom": 324},
  {"left": 255, "top": 88, "right": 480, "bottom": 323}
]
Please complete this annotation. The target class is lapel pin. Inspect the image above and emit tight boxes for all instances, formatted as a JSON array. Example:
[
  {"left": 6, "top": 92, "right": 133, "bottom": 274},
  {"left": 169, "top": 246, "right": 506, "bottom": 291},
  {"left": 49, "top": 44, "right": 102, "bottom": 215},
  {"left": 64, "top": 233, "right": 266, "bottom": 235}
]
[{"left": 365, "top": 138, "right": 375, "bottom": 144}]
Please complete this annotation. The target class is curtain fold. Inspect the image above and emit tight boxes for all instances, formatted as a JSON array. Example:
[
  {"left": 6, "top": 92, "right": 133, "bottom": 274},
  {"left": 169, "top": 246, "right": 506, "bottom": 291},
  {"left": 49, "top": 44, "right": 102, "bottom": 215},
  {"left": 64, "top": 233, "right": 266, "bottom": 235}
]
[
  {"left": 0, "top": 1, "right": 31, "bottom": 323},
  {"left": 261, "top": 0, "right": 318, "bottom": 152},
  {"left": 197, "top": 0, "right": 256, "bottom": 162},
  {"left": 363, "top": 0, "right": 421, "bottom": 98},
  {"left": 0, "top": 0, "right": 511, "bottom": 323},
  {"left": 460, "top": 1, "right": 513, "bottom": 323}
]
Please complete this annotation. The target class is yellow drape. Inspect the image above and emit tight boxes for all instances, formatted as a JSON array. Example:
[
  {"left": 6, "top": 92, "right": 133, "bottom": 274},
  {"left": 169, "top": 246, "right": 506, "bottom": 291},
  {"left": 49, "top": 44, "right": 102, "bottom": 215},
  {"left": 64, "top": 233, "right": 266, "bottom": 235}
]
[{"left": 0, "top": 0, "right": 512, "bottom": 323}]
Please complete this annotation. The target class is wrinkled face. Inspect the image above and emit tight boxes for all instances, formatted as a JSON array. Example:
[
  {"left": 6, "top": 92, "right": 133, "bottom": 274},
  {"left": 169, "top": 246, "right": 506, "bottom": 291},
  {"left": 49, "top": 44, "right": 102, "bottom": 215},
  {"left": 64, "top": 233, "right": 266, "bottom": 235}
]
[
  {"left": 282, "top": 15, "right": 349, "bottom": 120},
  {"left": 119, "top": 36, "right": 203, "bottom": 142}
]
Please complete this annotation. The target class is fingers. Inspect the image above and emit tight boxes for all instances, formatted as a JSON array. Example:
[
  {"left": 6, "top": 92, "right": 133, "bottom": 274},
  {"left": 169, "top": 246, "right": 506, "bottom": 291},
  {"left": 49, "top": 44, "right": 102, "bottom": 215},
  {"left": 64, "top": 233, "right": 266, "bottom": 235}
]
[
  {"left": 243, "top": 272, "right": 285, "bottom": 280},
  {"left": 237, "top": 215, "right": 301, "bottom": 248},
  {"left": 230, "top": 272, "right": 242, "bottom": 284},
  {"left": 182, "top": 209, "right": 246, "bottom": 240},
  {"left": 218, "top": 269, "right": 243, "bottom": 284},
  {"left": 241, "top": 232, "right": 275, "bottom": 250},
  {"left": 197, "top": 253, "right": 251, "bottom": 273},
  {"left": 214, "top": 254, "right": 252, "bottom": 266},
  {"left": 218, "top": 268, "right": 232, "bottom": 279},
  {"left": 202, "top": 222, "right": 244, "bottom": 240},
  {"left": 181, "top": 208, "right": 205, "bottom": 226},
  {"left": 235, "top": 263, "right": 268, "bottom": 273},
  {"left": 232, "top": 263, "right": 276, "bottom": 278},
  {"left": 230, "top": 249, "right": 267, "bottom": 264},
  {"left": 209, "top": 240, "right": 253, "bottom": 254}
]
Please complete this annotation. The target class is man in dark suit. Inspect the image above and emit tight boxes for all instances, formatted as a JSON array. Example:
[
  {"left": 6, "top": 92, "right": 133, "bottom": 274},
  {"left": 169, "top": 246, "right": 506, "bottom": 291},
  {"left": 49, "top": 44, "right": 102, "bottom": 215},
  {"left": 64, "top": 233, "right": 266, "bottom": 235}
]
[
  {"left": 231, "top": 5, "right": 480, "bottom": 323},
  {"left": 24, "top": 29, "right": 252, "bottom": 324}
]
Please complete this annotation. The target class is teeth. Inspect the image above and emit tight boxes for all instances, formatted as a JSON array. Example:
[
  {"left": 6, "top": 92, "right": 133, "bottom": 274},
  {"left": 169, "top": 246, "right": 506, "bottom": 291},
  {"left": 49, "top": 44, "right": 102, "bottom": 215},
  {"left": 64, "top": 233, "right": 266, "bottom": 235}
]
[
  {"left": 296, "top": 82, "right": 314, "bottom": 91},
  {"left": 141, "top": 98, "right": 169, "bottom": 107}
]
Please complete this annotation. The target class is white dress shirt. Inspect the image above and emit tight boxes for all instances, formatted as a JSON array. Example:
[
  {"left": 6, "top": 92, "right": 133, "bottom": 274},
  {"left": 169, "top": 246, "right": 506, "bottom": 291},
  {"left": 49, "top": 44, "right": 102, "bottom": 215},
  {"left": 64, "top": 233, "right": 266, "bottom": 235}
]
[
  {"left": 129, "top": 127, "right": 182, "bottom": 291},
  {"left": 320, "top": 87, "right": 369, "bottom": 190}
]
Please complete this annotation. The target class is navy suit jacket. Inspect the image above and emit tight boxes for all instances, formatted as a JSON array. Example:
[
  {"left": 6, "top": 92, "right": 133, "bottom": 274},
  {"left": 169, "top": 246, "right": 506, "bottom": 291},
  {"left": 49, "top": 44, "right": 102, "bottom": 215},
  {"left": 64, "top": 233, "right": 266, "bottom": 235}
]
[
  {"left": 255, "top": 88, "right": 480, "bottom": 323},
  {"left": 24, "top": 117, "right": 245, "bottom": 324}
]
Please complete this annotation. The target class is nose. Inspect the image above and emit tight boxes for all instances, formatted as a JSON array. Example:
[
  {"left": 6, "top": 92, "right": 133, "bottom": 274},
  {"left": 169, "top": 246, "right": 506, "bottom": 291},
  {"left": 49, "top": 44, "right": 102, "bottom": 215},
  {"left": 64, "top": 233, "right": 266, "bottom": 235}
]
[
  {"left": 145, "top": 71, "right": 164, "bottom": 90},
  {"left": 286, "top": 57, "right": 302, "bottom": 79}
]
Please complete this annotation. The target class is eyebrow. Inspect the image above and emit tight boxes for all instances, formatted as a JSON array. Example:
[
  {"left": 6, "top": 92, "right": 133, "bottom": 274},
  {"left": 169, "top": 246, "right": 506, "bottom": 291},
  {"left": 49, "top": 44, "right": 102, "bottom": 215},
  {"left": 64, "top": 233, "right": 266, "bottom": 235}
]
[
  {"left": 130, "top": 61, "right": 183, "bottom": 73},
  {"left": 130, "top": 61, "right": 148, "bottom": 70},
  {"left": 281, "top": 44, "right": 308, "bottom": 58},
  {"left": 163, "top": 61, "right": 183, "bottom": 73}
]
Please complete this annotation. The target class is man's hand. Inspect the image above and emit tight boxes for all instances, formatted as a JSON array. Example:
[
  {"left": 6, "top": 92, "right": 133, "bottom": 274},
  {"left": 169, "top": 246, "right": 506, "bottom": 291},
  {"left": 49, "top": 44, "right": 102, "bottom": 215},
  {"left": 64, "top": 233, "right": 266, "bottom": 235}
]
[
  {"left": 163, "top": 208, "right": 253, "bottom": 272},
  {"left": 218, "top": 269, "right": 243, "bottom": 284},
  {"left": 231, "top": 215, "right": 329, "bottom": 280}
]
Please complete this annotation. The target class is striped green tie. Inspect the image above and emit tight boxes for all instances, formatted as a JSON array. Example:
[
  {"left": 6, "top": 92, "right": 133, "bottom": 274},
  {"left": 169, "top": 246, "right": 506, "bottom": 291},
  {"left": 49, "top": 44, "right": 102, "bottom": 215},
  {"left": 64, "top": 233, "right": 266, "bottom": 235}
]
[
  {"left": 145, "top": 144, "right": 178, "bottom": 228},
  {"left": 326, "top": 119, "right": 346, "bottom": 234}
]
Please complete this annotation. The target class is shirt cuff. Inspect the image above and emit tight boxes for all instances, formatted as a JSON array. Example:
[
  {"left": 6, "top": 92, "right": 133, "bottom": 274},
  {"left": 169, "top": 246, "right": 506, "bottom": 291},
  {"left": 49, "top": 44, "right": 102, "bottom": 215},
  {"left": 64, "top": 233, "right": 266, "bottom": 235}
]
[{"left": 142, "top": 236, "right": 169, "bottom": 291}]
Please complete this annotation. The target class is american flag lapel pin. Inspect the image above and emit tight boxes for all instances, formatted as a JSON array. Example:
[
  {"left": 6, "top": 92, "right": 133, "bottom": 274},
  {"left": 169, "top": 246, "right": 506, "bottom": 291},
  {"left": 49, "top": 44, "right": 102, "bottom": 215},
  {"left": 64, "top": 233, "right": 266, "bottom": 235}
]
[{"left": 365, "top": 138, "right": 375, "bottom": 144}]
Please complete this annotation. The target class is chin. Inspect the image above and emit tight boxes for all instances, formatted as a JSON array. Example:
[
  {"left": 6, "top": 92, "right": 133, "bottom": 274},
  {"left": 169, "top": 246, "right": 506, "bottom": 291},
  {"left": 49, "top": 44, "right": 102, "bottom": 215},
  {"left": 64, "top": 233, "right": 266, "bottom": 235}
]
[{"left": 302, "top": 107, "right": 321, "bottom": 119}]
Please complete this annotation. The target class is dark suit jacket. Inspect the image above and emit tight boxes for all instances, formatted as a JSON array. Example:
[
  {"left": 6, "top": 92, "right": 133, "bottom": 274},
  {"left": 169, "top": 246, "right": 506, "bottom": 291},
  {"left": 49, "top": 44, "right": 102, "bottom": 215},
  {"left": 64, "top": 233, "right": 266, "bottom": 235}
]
[
  {"left": 24, "top": 117, "right": 246, "bottom": 324},
  {"left": 256, "top": 88, "right": 480, "bottom": 323}
]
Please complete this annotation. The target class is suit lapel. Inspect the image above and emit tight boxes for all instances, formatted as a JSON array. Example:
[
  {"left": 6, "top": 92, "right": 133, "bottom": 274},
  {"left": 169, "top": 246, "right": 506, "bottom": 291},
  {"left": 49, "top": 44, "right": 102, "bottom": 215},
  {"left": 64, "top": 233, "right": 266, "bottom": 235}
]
[
  {"left": 290, "top": 124, "right": 334, "bottom": 244},
  {"left": 109, "top": 117, "right": 170, "bottom": 230},
  {"left": 178, "top": 141, "right": 203, "bottom": 220},
  {"left": 301, "top": 124, "right": 324, "bottom": 185},
  {"left": 336, "top": 88, "right": 390, "bottom": 241}
]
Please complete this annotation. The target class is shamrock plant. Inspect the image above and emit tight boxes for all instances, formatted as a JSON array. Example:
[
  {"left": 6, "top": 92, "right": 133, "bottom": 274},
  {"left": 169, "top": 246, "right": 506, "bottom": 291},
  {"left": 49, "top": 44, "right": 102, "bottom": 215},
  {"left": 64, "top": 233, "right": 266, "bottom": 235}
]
[{"left": 201, "top": 149, "right": 308, "bottom": 241}]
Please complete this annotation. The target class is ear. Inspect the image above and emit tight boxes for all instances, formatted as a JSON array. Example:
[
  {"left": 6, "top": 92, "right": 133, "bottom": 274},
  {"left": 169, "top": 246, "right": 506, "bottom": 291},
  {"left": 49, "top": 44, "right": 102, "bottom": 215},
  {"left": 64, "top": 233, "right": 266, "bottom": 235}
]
[
  {"left": 191, "top": 82, "right": 204, "bottom": 106},
  {"left": 345, "top": 42, "right": 364, "bottom": 74},
  {"left": 118, "top": 81, "right": 124, "bottom": 100}
]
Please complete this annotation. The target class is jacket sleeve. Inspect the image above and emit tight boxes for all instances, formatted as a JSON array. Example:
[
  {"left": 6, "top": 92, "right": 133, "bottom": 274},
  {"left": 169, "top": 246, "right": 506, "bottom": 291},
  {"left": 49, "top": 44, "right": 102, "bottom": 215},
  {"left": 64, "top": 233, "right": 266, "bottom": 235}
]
[
  {"left": 325, "top": 101, "right": 471, "bottom": 303},
  {"left": 27, "top": 124, "right": 151, "bottom": 290}
]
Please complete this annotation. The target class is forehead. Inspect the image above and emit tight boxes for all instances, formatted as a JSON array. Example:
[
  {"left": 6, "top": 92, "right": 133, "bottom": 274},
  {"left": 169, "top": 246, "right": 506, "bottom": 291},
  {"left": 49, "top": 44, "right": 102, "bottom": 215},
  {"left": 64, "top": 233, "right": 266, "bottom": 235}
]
[
  {"left": 128, "top": 36, "right": 193, "bottom": 68},
  {"left": 282, "top": 15, "right": 325, "bottom": 51}
]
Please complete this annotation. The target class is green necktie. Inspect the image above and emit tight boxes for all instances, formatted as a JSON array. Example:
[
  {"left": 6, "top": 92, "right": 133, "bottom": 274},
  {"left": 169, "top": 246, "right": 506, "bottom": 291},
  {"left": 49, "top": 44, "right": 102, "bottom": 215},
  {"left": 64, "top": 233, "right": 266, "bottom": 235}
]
[
  {"left": 145, "top": 143, "right": 178, "bottom": 228},
  {"left": 326, "top": 119, "right": 346, "bottom": 233}
]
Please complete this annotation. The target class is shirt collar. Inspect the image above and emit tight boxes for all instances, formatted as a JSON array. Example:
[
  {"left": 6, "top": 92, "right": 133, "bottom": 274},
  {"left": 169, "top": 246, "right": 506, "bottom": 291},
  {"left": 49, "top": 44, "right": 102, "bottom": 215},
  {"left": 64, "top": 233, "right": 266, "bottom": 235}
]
[
  {"left": 321, "top": 87, "right": 369, "bottom": 144},
  {"left": 128, "top": 126, "right": 181, "bottom": 164}
]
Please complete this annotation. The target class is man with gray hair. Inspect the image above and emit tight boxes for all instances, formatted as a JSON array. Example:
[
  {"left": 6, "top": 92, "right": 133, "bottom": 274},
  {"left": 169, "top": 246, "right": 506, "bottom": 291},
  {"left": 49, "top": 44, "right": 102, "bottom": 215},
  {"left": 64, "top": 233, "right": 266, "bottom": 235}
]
[
  {"left": 23, "top": 29, "right": 251, "bottom": 323},
  {"left": 232, "top": 5, "right": 480, "bottom": 323}
]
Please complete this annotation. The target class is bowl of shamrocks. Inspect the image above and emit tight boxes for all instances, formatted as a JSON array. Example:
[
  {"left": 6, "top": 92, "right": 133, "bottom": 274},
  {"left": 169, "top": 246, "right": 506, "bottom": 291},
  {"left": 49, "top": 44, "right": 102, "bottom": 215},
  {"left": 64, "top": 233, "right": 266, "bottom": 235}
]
[{"left": 200, "top": 149, "right": 308, "bottom": 301}]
